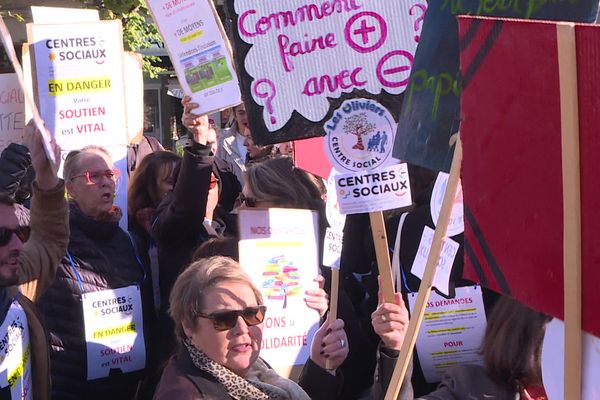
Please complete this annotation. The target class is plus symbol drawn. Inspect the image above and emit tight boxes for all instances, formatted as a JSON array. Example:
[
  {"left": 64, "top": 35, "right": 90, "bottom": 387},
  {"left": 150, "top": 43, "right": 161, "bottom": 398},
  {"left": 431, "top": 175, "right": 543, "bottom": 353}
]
[{"left": 353, "top": 19, "right": 376, "bottom": 45}]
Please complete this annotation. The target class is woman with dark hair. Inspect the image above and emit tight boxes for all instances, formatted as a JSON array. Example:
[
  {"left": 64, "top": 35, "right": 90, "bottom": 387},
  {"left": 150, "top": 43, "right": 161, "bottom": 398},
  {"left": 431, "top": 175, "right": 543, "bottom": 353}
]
[
  {"left": 242, "top": 157, "right": 379, "bottom": 399},
  {"left": 372, "top": 293, "right": 551, "bottom": 399},
  {"left": 128, "top": 150, "right": 180, "bottom": 269}
]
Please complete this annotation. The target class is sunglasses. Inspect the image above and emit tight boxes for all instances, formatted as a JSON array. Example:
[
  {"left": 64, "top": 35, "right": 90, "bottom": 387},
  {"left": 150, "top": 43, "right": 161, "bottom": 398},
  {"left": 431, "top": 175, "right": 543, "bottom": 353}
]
[
  {"left": 197, "top": 305, "right": 267, "bottom": 331},
  {"left": 71, "top": 169, "right": 119, "bottom": 185},
  {"left": 237, "top": 193, "right": 257, "bottom": 208},
  {"left": 0, "top": 226, "right": 31, "bottom": 246}
]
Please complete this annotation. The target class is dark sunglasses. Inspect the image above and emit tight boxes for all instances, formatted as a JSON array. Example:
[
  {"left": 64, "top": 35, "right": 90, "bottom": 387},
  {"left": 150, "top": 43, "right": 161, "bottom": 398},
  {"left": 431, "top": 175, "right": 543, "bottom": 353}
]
[
  {"left": 197, "top": 305, "right": 267, "bottom": 331},
  {"left": 237, "top": 193, "right": 257, "bottom": 208},
  {"left": 71, "top": 169, "right": 119, "bottom": 185},
  {"left": 0, "top": 226, "right": 31, "bottom": 246}
]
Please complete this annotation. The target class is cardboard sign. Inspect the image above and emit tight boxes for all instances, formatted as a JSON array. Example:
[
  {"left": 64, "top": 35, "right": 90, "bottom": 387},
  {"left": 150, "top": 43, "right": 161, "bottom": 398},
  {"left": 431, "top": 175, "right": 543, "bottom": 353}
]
[
  {"left": 238, "top": 208, "right": 321, "bottom": 378},
  {"left": 392, "top": 0, "right": 598, "bottom": 173},
  {"left": 227, "top": 0, "right": 425, "bottom": 145},
  {"left": 147, "top": 0, "right": 241, "bottom": 115},
  {"left": 27, "top": 21, "right": 128, "bottom": 151},
  {"left": 458, "top": 18, "right": 600, "bottom": 337},
  {"left": 407, "top": 286, "right": 486, "bottom": 383},
  {"left": 0, "top": 73, "right": 25, "bottom": 151},
  {"left": 334, "top": 163, "right": 412, "bottom": 215}
]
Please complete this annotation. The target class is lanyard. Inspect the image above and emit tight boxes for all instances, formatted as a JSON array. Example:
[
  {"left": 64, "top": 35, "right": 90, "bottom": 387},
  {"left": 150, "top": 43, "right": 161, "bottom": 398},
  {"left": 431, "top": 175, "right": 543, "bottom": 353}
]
[{"left": 66, "top": 232, "right": 147, "bottom": 293}]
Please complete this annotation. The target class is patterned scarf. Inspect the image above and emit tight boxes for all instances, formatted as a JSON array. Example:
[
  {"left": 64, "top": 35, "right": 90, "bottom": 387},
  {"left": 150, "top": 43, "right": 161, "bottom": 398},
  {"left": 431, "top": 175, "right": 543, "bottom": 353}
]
[{"left": 183, "top": 339, "right": 310, "bottom": 400}]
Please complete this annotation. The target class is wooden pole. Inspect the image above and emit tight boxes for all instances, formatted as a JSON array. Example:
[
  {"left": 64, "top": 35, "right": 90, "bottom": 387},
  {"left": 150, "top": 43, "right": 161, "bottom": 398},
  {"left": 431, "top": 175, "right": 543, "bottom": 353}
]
[
  {"left": 325, "top": 266, "right": 340, "bottom": 370},
  {"left": 370, "top": 211, "right": 396, "bottom": 303},
  {"left": 384, "top": 137, "right": 463, "bottom": 400},
  {"left": 556, "top": 22, "right": 582, "bottom": 400}
]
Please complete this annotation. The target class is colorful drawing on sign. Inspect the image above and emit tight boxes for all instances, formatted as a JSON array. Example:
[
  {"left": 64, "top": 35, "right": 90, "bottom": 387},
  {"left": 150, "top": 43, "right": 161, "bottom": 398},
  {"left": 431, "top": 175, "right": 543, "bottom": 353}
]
[
  {"left": 325, "top": 98, "right": 397, "bottom": 172},
  {"left": 392, "top": 0, "right": 598, "bottom": 173},
  {"left": 228, "top": 0, "right": 425, "bottom": 144},
  {"left": 183, "top": 45, "right": 234, "bottom": 92},
  {"left": 261, "top": 255, "right": 302, "bottom": 309}
]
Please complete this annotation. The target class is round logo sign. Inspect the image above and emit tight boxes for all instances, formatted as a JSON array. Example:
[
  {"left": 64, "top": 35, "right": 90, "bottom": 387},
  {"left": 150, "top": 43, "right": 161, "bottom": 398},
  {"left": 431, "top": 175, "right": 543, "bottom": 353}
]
[{"left": 324, "top": 98, "right": 397, "bottom": 172}]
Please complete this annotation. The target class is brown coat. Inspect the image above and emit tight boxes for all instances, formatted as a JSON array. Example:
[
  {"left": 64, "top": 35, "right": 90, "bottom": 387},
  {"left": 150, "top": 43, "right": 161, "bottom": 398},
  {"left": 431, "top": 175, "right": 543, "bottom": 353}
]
[{"left": 7, "top": 182, "right": 69, "bottom": 400}]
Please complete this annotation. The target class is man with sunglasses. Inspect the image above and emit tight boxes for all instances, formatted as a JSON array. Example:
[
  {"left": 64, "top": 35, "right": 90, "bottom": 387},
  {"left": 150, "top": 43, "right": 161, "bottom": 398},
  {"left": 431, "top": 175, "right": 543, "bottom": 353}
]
[{"left": 0, "top": 121, "right": 68, "bottom": 400}]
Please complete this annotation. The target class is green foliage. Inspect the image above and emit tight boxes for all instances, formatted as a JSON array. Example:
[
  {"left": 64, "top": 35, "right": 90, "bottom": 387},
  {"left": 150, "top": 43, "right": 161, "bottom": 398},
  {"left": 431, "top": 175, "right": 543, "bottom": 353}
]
[{"left": 84, "top": 0, "right": 165, "bottom": 78}]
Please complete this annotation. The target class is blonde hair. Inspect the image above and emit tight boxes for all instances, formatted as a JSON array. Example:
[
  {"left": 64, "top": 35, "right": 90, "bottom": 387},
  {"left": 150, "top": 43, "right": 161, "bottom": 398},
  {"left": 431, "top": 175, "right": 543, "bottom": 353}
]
[
  {"left": 63, "top": 145, "right": 113, "bottom": 182},
  {"left": 169, "top": 256, "right": 263, "bottom": 342}
]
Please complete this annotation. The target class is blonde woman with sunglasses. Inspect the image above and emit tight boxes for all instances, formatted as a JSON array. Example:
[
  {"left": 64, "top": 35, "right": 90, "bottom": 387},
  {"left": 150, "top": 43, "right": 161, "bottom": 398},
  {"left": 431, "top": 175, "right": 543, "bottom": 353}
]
[
  {"left": 156, "top": 256, "right": 349, "bottom": 400},
  {"left": 36, "top": 145, "right": 156, "bottom": 400}
]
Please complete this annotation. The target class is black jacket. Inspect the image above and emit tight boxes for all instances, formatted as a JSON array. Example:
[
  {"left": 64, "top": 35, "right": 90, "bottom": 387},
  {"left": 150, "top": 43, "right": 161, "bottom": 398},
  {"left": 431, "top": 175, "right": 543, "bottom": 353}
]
[{"left": 36, "top": 203, "right": 155, "bottom": 400}]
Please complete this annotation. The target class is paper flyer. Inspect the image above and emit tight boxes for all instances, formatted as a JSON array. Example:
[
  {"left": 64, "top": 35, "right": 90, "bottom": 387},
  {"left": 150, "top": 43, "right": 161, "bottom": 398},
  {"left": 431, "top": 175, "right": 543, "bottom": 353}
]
[
  {"left": 238, "top": 208, "right": 321, "bottom": 377},
  {"left": 27, "top": 21, "right": 128, "bottom": 151},
  {"left": 147, "top": 0, "right": 241, "bottom": 115},
  {"left": 408, "top": 286, "right": 487, "bottom": 383}
]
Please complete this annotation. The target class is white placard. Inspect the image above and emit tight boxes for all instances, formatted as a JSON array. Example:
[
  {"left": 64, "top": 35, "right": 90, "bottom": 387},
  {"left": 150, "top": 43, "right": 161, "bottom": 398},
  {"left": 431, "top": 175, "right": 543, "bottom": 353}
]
[
  {"left": 147, "top": 0, "right": 241, "bottom": 115},
  {"left": 234, "top": 0, "right": 426, "bottom": 131},
  {"left": 430, "top": 172, "right": 464, "bottom": 236},
  {"left": 0, "top": 300, "right": 32, "bottom": 400},
  {"left": 325, "top": 98, "right": 399, "bottom": 173},
  {"left": 28, "top": 21, "right": 128, "bottom": 151},
  {"left": 542, "top": 318, "right": 600, "bottom": 400},
  {"left": 0, "top": 74, "right": 25, "bottom": 151},
  {"left": 82, "top": 285, "right": 146, "bottom": 380},
  {"left": 335, "top": 163, "right": 412, "bottom": 215},
  {"left": 325, "top": 168, "right": 346, "bottom": 232},
  {"left": 407, "top": 286, "right": 487, "bottom": 383},
  {"left": 411, "top": 226, "right": 459, "bottom": 296},
  {"left": 322, "top": 227, "right": 343, "bottom": 268},
  {"left": 238, "top": 208, "right": 321, "bottom": 377}
]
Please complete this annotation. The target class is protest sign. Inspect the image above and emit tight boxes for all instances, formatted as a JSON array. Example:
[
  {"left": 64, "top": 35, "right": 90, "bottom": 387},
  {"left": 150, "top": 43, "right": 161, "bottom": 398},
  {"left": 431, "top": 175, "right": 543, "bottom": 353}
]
[
  {"left": 227, "top": 0, "right": 425, "bottom": 145},
  {"left": 392, "top": 0, "right": 598, "bottom": 173},
  {"left": 238, "top": 208, "right": 321, "bottom": 378},
  {"left": 458, "top": 17, "right": 600, "bottom": 338},
  {"left": 0, "top": 73, "right": 25, "bottom": 151},
  {"left": 334, "top": 164, "right": 412, "bottom": 215},
  {"left": 407, "top": 286, "right": 486, "bottom": 383},
  {"left": 541, "top": 319, "right": 600, "bottom": 400},
  {"left": 0, "top": 15, "right": 54, "bottom": 163},
  {"left": 147, "top": 0, "right": 241, "bottom": 115},
  {"left": 27, "top": 21, "right": 128, "bottom": 151}
]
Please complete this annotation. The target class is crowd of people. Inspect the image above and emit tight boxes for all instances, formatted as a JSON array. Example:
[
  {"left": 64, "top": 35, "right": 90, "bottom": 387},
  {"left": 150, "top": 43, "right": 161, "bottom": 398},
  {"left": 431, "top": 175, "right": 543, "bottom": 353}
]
[{"left": 0, "top": 96, "right": 552, "bottom": 400}]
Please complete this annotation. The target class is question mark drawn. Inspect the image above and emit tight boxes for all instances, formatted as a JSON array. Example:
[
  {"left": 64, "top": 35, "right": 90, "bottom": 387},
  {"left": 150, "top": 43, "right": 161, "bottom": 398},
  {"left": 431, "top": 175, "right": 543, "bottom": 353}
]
[
  {"left": 252, "top": 78, "right": 277, "bottom": 125},
  {"left": 409, "top": 3, "right": 427, "bottom": 43}
]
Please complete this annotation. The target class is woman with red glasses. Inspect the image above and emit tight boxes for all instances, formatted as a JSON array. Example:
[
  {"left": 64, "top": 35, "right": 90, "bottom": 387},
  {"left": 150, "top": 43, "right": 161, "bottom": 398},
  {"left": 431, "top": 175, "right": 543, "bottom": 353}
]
[
  {"left": 36, "top": 146, "right": 155, "bottom": 400},
  {"left": 155, "top": 256, "right": 348, "bottom": 400}
]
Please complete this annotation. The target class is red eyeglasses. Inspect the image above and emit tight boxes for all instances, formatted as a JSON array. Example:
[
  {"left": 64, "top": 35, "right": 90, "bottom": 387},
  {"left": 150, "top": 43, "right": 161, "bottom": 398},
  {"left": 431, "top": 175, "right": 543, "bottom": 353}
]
[{"left": 71, "top": 169, "right": 119, "bottom": 185}]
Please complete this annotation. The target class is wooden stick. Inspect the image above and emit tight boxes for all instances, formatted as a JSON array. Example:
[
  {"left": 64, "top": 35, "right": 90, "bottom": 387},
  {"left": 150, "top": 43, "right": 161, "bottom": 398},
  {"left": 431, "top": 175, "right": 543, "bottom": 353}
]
[
  {"left": 325, "top": 267, "right": 340, "bottom": 370},
  {"left": 370, "top": 211, "right": 395, "bottom": 303},
  {"left": 384, "top": 138, "right": 463, "bottom": 400},
  {"left": 557, "top": 22, "right": 582, "bottom": 400}
]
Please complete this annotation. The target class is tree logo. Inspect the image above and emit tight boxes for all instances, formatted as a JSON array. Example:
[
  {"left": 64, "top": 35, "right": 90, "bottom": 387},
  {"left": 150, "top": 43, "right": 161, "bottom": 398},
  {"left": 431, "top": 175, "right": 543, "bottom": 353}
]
[
  {"left": 261, "top": 255, "right": 302, "bottom": 309},
  {"left": 325, "top": 98, "right": 397, "bottom": 172}
]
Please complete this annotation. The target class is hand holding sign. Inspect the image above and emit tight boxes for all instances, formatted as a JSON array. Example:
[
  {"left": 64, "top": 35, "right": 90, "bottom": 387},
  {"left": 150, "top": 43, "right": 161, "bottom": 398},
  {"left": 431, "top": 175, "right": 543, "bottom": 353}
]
[
  {"left": 181, "top": 96, "right": 210, "bottom": 145},
  {"left": 371, "top": 278, "right": 409, "bottom": 351},
  {"left": 310, "top": 317, "right": 348, "bottom": 373},
  {"left": 24, "top": 119, "right": 60, "bottom": 191}
]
